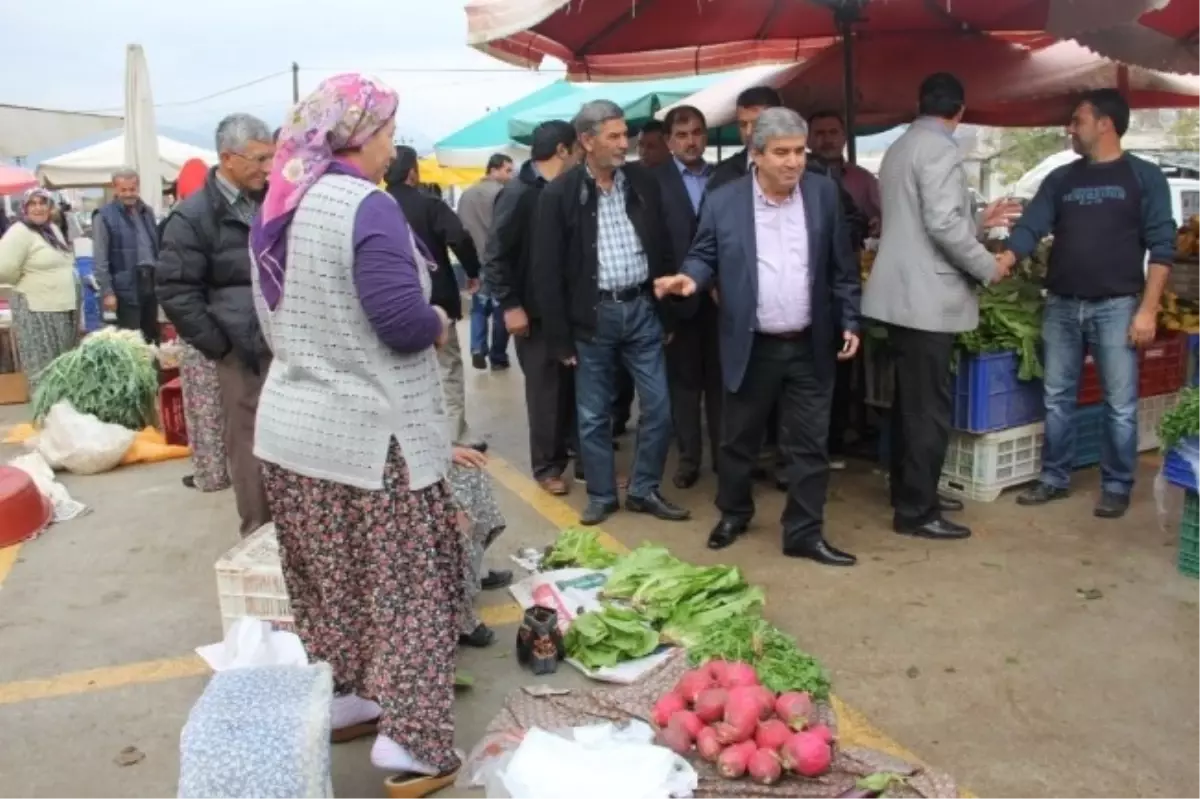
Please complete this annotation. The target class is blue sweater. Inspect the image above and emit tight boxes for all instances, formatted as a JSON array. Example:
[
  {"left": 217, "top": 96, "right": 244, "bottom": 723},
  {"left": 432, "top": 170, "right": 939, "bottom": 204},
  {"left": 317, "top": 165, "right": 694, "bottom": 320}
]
[{"left": 1008, "top": 153, "right": 1175, "bottom": 299}]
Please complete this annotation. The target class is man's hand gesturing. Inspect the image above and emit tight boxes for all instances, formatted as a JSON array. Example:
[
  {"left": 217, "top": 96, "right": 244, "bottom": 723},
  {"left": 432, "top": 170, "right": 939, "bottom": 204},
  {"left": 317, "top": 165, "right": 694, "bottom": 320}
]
[{"left": 653, "top": 274, "right": 697, "bottom": 299}]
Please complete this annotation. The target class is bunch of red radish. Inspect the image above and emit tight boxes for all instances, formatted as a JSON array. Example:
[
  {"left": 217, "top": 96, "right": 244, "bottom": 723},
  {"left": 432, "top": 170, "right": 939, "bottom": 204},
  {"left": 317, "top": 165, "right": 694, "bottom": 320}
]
[{"left": 651, "top": 660, "right": 834, "bottom": 785}]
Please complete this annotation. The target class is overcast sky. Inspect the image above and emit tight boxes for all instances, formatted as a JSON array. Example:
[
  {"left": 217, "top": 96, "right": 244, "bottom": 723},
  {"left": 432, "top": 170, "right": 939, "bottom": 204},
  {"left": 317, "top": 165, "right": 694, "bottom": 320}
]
[{"left": 2, "top": 0, "right": 560, "bottom": 152}]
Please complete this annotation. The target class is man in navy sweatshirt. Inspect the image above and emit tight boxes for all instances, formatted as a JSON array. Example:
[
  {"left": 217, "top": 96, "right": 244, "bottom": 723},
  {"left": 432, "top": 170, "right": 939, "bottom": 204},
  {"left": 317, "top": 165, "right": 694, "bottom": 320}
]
[{"left": 1000, "top": 89, "right": 1176, "bottom": 519}]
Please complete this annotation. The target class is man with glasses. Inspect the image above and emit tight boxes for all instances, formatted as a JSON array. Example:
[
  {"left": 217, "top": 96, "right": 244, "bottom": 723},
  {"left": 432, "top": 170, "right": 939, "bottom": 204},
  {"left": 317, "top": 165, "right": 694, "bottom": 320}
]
[{"left": 156, "top": 113, "right": 276, "bottom": 537}]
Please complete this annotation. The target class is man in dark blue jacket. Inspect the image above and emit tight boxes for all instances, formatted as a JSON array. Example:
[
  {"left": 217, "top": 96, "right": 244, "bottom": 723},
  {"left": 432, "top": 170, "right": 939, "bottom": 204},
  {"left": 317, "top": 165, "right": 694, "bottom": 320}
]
[
  {"left": 95, "top": 169, "right": 161, "bottom": 343},
  {"left": 656, "top": 107, "right": 861, "bottom": 565},
  {"left": 1001, "top": 90, "right": 1175, "bottom": 520}
]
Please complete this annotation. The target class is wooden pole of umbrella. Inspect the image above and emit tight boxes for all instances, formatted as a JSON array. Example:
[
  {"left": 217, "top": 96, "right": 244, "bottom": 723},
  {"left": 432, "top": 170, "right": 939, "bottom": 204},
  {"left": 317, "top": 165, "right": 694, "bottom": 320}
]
[{"left": 829, "top": 0, "right": 869, "bottom": 165}]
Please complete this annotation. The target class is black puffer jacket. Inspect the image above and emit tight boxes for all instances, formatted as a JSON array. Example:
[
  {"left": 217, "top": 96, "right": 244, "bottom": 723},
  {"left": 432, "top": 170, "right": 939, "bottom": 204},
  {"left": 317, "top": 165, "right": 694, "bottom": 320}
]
[{"left": 155, "top": 169, "right": 268, "bottom": 371}]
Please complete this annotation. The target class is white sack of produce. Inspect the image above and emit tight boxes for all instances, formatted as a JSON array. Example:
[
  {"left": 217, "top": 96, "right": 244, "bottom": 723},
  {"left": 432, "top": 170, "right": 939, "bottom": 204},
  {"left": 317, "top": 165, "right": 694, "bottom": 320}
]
[
  {"left": 33, "top": 401, "right": 136, "bottom": 475},
  {"left": 498, "top": 723, "right": 697, "bottom": 799}
]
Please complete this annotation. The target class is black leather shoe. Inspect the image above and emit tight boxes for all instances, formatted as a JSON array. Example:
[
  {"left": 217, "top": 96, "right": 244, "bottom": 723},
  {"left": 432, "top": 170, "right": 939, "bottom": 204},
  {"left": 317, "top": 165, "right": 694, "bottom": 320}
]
[
  {"left": 938, "top": 495, "right": 964, "bottom": 513},
  {"left": 707, "top": 518, "right": 746, "bottom": 550},
  {"left": 468, "top": 440, "right": 489, "bottom": 454},
  {"left": 471, "top": 353, "right": 487, "bottom": 370},
  {"left": 1094, "top": 491, "right": 1130, "bottom": 519},
  {"left": 672, "top": 469, "right": 699, "bottom": 489},
  {"left": 625, "top": 491, "right": 690, "bottom": 521},
  {"left": 480, "top": 569, "right": 513, "bottom": 590},
  {"left": 895, "top": 517, "right": 972, "bottom": 540},
  {"left": 459, "top": 623, "right": 495, "bottom": 648},
  {"left": 784, "top": 538, "right": 857, "bottom": 566},
  {"left": 580, "top": 499, "right": 619, "bottom": 526}
]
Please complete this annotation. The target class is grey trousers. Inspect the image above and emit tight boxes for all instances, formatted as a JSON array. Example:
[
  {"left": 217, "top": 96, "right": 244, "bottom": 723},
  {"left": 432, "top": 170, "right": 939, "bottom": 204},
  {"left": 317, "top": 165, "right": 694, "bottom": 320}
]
[
  {"left": 215, "top": 352, "right": 273, "bottom": 537},
  {"left": 437, "top": 321, "right": 476, "bottom": 445}
]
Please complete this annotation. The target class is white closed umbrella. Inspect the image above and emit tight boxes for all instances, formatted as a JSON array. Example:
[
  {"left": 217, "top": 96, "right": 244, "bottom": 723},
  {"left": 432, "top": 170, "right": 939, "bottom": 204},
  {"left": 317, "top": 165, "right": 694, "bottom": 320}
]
[{"left": 123, "top": 43, "right": 162, "bottom": 215}]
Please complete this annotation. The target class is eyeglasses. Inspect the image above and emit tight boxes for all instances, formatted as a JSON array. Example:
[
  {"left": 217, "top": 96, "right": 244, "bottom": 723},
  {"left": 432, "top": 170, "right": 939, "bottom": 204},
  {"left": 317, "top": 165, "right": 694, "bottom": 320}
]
[{"left": 233, "top": 152, "right": 274, "bottom": 166}]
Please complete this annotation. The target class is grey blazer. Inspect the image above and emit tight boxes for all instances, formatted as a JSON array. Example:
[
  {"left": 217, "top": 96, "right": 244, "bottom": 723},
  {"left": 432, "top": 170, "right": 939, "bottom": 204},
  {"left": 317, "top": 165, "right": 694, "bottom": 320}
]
[{"left": 862, "top": 118, "right": 997, "bottom": 333}]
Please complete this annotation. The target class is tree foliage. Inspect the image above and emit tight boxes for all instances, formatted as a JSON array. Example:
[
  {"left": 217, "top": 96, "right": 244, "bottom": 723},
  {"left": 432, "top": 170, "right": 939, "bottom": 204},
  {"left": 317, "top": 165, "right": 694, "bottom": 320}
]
[
  {"left": 993, "top": 127, "right": 1069, "bottom": 185},
  {"left": 1171, "top": 109, "right": 1199, "bottom": 151}
]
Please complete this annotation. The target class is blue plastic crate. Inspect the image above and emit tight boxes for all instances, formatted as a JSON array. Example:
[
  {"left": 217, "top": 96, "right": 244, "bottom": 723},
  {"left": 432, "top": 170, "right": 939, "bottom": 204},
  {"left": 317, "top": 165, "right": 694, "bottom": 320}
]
[
  {"left": 952, "top": 351, "right": 1045, "bottom": 433},
  {"left": 1164, "top": 437, "right": 1200, "bottom": 493},
  {"left": 75, "top": 256, "right": 102, "bottom": 332}
]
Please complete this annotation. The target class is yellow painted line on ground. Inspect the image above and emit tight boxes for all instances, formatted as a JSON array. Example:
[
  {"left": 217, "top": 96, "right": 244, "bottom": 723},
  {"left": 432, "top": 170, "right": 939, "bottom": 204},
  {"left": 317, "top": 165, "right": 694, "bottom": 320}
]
[
  {"left": 0, "top": 655, "right": 209, "bottom": 706},
  {"left": 0, "top": 543, "right": 21, "bottom": 590},
  {"left": 484, "top": 454, "right": 968, "bottom": 792}
]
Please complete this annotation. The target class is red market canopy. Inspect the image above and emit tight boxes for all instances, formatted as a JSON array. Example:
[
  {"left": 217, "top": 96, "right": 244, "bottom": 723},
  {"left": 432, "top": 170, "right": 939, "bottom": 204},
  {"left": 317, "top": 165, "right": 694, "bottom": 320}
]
[
  {"left": 1072, "top": 0, "right": 1198, "bottom": 75},
  {"left": 467, "top": 0, "right": 1175, "bottom": 81},
  {"left": 0, "top": 164, "right": 38, "bottom": 195}
]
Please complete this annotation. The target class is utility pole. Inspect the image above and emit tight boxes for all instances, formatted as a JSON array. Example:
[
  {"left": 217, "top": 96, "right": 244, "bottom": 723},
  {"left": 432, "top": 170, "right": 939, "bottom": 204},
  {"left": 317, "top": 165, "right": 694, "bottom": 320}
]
[{"left": 292, "top": 62, "right": 300, "bottom": 103}]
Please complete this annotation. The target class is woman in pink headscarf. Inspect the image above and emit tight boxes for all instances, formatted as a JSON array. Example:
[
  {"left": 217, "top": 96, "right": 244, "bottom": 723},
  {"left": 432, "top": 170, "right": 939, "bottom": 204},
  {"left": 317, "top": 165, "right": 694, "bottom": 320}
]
[{"left": 249, "top": 74, "right": 466, "bottom": 797}]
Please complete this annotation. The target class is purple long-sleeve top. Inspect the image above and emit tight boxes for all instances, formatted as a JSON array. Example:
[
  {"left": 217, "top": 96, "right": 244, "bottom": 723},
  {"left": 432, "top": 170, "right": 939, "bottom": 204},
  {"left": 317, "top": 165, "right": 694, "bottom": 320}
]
[{"left": 334, "top": 161, "right": 443, "bottom": 353}]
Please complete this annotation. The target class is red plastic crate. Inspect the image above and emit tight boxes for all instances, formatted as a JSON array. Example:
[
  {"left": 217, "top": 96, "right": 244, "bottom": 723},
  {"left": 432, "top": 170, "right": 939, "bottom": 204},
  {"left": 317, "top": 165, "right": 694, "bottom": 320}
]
[
  {"left": 1078, "top": 332, "right": 1186, "bottom": 405},
  {"left": 159, "top": 377, "right": 188, "bottom": 446}
]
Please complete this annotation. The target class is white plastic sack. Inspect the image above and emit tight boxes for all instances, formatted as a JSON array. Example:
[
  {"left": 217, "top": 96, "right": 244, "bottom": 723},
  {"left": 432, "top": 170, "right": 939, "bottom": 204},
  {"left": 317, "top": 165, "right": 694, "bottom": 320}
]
[
  {"left": 6, "top": 451, "right": 89, "bottom": 522},
  {"left": 497, "top": 724, "right": 697, "bottom": 799},
  {"left": 196, "top": 617, "right": 308, "bottom": 672},
  {"left": 33, "top": 401, "right": 136, "bottom": 475}
]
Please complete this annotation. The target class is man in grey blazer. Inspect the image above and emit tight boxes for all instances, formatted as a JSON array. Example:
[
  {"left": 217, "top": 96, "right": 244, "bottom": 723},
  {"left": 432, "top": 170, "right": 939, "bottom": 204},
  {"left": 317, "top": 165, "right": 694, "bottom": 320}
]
[{"left": 863, "top": 73, "right": 1017, "bottom": 541}]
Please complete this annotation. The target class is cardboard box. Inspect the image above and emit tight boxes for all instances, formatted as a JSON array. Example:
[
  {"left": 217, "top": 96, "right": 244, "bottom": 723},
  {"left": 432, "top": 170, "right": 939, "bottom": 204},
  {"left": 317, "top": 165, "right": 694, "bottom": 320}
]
[{"left": 0, "top": 327, "right": 29, "bottom": 405}]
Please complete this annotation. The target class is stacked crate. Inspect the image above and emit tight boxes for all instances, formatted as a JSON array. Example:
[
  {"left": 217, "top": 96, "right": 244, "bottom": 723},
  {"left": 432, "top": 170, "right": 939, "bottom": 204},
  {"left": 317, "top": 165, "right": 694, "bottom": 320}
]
[
  {"left": 1163, "top": 438, "right": 1199, "bottom": 579},
  {"left": 939, "top": 337, "right": 1187, "bottom": 502}
]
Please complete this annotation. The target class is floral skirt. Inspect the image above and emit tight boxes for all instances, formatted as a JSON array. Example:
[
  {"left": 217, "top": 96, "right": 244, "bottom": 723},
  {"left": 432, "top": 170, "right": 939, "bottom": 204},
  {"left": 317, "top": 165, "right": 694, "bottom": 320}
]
[
  {"left": 9, "top": 291, "right": 77, "bottom": 395},
  {"left": 180, "top": 343, "right": 230, "bottom": 492},
  {"left": 447, "top": 464, "right": 507, "bottom": 634},
  {"left": 261, "top": 441, "right": 467, "bottom": 773}
]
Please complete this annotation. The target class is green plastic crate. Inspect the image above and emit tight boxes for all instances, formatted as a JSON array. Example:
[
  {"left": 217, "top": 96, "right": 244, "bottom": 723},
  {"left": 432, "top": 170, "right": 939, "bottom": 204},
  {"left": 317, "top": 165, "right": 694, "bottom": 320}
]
[{"left": 1179, "top": 491, "right": 1198, "bottom": 579}]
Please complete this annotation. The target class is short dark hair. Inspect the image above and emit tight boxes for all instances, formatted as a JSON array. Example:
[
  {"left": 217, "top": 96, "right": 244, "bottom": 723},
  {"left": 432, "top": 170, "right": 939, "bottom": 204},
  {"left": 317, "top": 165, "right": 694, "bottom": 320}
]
[
  {"left": 1080, "top": 89, "right": 1130, "bottom": 137},
  {"left": 639, "top": 119, "right": 665, "bottom": 137},
  {"left": 808, "top": 110, "right": 844, "bottom": 130},
  {"left": 530, "top": 120, "right": 577, "bottom": 161},
  {"left": 663, "top": 105, "right": 708, "bottom": 135},
  {"left": 736, "top": 86, "right": 782, "bottom": 110},
  {"left": 918, "top": 72, "right": 965, "bottom": 119},
  {"left": 386, "top": 145, "right": 419, "bottom": 186},
  {"left": 486, "top": 153, "right": 513, "bottom": 173}
]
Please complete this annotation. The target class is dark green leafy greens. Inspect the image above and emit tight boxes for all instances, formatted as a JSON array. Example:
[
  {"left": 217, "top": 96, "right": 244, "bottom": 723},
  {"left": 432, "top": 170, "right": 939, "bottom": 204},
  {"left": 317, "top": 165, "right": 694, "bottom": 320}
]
[
  {"left": 564, "top": 606, "right": 660, "bottom": 669},
  {"left": 31, "top": 329, "right": 159, "bottom": 429},
  {"left": 687, "top": 615, "right": 831, "bottom": 699},
  {"left": 543, "top": 527, "right": 619, "bottom": 569},
  {"left": 956, "top": 276, "right": 1045, "bottom": 380},
  {"left": 1158, "top": 387, "right": 1199, "bottom": 452}
]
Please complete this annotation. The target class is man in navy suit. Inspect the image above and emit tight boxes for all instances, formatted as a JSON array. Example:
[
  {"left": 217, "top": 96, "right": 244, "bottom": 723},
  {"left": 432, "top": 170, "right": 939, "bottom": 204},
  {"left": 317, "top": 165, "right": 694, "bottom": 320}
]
[
  {"left": 655, "top": 107, "right": 862, "bottom": 566},
  {"left": 653, "top": 104, "right": 720, "bottom": 489}
]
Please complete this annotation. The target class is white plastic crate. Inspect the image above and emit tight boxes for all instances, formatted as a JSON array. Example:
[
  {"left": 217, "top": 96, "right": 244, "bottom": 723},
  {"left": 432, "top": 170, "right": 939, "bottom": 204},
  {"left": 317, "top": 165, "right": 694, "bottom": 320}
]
[
  {"left": 1137, "top": 392, "right": 1178, "bottom": 451},
  {"left": 215, "top": 523, "right": 294, "bottom": 633},
  {"left": 939, "top": 422, "right": 1044, "bottom": 502}
]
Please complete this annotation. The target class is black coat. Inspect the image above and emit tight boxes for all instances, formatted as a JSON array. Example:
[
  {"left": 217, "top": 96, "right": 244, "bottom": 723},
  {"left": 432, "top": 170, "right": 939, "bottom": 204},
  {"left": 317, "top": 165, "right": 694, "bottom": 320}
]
[
  {"left": 155, "top": 169, "right": 267, "bottom": 371},
  {"left": 531, "top": 162, "right": 676, "bottom": 361},
  {"left": 386, "top": 183, "right": 481, "bottom": 319},
  {"left": 482, "top": 159, "right": 547, "bottom": 317}
]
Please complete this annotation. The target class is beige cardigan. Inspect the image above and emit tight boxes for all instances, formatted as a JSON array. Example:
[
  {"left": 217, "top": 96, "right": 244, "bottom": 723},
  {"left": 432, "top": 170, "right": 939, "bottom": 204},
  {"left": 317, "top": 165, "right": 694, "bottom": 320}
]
[{"left": 0, "top": 222, "right": 78, "bottom": 312}]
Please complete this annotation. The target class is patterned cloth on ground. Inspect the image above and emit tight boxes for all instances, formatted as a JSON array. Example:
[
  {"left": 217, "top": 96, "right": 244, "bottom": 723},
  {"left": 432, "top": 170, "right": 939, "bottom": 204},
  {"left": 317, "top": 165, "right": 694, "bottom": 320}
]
[
  {"left": 180, "top": 342, "right": 230, "bottom": 491},
  {"left": 178, "top": 663, "right": 333, "bottom": 798},
  {"left": 448, "top": 463, "right": 506, "bottom": 634},
  {"left": 462, "top": 651, "right": 959, "bottom": 798},
  {"left": 261, "top": 439, "right": 466, "bottom": 773},
  {"left": 9, "top": 290, "right": 77, "bottom": 394}
]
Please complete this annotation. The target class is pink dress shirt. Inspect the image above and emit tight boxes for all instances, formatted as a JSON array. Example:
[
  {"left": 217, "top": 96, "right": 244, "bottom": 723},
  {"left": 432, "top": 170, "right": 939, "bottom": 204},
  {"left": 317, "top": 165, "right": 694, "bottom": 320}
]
[{"left": 752, "top": 173, "right": 811, "bottom": 333}]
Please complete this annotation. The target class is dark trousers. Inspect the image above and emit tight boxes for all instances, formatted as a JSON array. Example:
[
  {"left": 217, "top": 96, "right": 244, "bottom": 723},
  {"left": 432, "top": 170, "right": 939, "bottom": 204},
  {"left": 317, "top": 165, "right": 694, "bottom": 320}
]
[
  {"left": 827, "top": 358, "right": 854, "bottom": 456},
  {"left": 515, "top": 322, "right": 576, "bottom": 481},
  {"left": 667, "top": 307, "right": 722, "bottom": 474},
  {"left": 887, "top": 325, "right": 955, "bottom": 527},
  {"left": 116, "top": 267, "right": 160, "bottom": 344},
  {"left": 718, "top": 333, "right": 833, "bottom": 549}
]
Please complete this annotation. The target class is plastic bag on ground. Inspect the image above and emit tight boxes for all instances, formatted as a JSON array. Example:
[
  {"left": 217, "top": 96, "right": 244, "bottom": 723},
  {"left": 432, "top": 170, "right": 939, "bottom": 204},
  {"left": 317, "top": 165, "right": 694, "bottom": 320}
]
[
  {"left": 120, "top": 426, "right": 190, "bottom": 465},
  {"left": 34, "top": 401, "right": 136, "bottom": 475},
  {"left": 6, "top": 451, "right": 89, "bottom": 523}
]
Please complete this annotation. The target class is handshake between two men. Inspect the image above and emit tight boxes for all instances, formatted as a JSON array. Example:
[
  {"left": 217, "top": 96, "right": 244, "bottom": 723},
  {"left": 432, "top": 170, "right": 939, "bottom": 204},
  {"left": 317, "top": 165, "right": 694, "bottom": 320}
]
[{"left": 982, "top": 197, "right": 1025, "bottom": 283}]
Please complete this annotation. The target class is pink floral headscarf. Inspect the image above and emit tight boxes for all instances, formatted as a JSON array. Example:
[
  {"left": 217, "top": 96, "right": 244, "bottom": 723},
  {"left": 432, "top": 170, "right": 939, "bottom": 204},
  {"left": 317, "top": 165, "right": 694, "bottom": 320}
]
[{"left": 251, "top": 73, "right": 399, "bottom": 310}]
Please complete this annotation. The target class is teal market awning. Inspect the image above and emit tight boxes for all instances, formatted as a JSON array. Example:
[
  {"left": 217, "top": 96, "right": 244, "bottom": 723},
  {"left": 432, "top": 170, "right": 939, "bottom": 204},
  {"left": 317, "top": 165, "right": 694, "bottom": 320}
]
[
  {"left": 506, "top": 74, "right": 719, "bottom": 145},
  {"left": 434, "top": 80, "right": 577, "bottom": 168}
]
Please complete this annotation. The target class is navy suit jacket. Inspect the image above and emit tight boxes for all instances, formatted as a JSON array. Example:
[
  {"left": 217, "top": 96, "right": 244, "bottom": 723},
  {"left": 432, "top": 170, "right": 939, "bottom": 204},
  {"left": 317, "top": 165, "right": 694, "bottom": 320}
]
[{"left": 680, "top": 171, "right": 861, "bottom": 394}]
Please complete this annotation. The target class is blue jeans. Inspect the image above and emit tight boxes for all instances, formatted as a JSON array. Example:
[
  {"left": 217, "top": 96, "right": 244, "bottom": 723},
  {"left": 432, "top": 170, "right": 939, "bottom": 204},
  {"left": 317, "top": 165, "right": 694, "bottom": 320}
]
[
  {"left": 469, "top": 293, "right": 510, "bottom": 365},
  {"left": 574, "top": 295, "right": 672, "bottom": 504},
  {"left": 1041, "top": 294, "right": 1139, "bottom": 496}
]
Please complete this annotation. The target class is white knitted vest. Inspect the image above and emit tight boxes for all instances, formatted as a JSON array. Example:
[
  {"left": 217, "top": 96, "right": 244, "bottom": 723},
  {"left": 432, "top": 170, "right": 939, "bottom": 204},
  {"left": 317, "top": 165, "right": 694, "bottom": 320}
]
[{"left": 252, "top": 174, "right": 450, "bottom": 491}]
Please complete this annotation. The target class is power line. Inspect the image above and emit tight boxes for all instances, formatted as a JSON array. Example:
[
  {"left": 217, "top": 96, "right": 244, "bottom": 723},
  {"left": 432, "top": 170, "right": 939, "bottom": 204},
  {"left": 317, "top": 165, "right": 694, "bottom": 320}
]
[{"left": 68, "top": 69, "right": 292, "bottom": 114}]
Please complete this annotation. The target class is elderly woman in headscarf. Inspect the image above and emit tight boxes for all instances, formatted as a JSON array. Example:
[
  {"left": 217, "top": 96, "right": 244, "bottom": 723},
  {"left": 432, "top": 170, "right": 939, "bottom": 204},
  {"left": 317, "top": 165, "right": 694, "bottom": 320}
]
[
  {"left": 250, "top": 73, "right": 480, "bottom": 798},
  {"left": 0, "top": 188, "right": 80, "bottom": 392},
  {"left": 172, "top": 158, "right": 231, "bottom": 492}
]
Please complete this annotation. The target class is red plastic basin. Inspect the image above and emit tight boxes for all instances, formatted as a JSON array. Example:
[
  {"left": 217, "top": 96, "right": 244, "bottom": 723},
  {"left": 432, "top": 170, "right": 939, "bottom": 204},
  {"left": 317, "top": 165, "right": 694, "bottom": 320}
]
[{"left": 0, "top": 466, "right": 52, "bottom": 548}]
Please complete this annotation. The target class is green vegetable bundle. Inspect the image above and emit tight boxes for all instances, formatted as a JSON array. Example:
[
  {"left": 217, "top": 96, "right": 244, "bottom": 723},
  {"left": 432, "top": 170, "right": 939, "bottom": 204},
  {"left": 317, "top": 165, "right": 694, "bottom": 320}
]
[
  {"left": 687, "top": 615, "right": 831, "bottom": 699},
  {"left": 543, "top": 527, "right": 619, "bottom": 569},
  {"left": 31, "top": 328, "right": 159, "bottom": 430},
  {"left": 564, "top": 606, "right": 660, "bottom": 669},
  {"left": 1158, "top": 387, "right": 1199, "bottom": 452},
  {"left": 956, "top": 276, "right": 1045, "bottom": 380}
]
